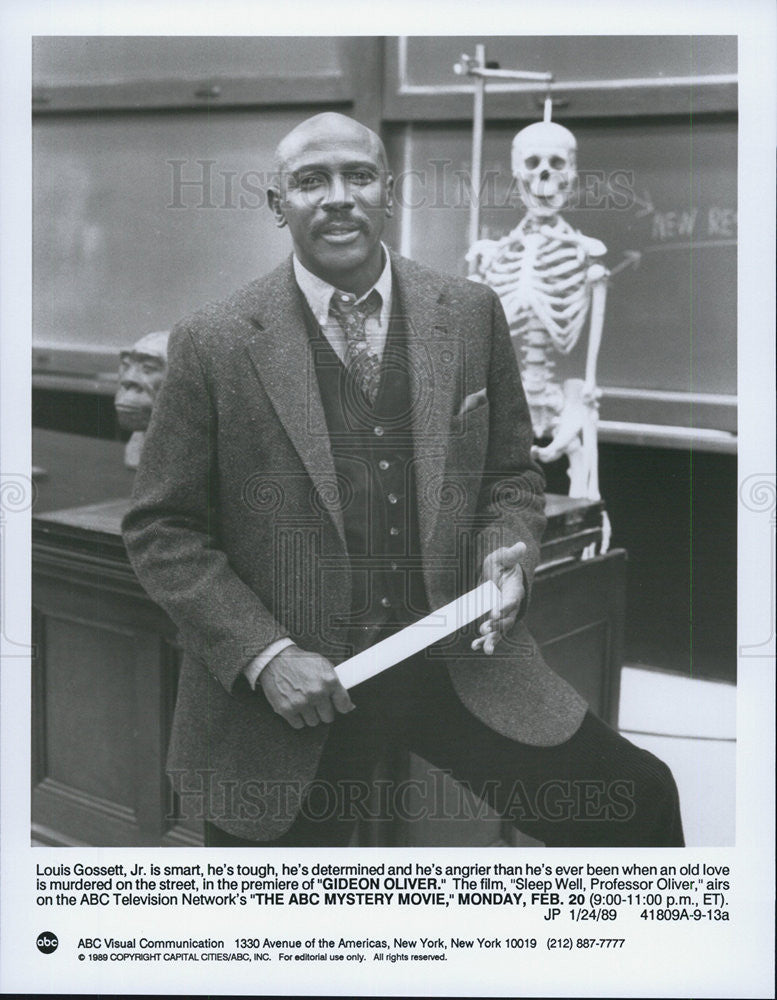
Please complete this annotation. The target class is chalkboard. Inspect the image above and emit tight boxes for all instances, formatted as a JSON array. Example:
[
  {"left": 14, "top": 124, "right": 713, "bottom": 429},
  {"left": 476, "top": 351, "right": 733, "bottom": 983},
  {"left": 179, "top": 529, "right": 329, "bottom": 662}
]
[
  {"left": 33, "top": 110, "right": 302, "bottom": 352},
  {"left": 386, "top": 115, "right": 737, "bottom": 429},
  {"left": 33, "top": 101, "right": 736, "bottom": 433},
  {"left": 399, "top": 35, "right": 737, "bottom": 88},
  {"left": 384, "top": 36, "right": 737, "bottom": 120}
]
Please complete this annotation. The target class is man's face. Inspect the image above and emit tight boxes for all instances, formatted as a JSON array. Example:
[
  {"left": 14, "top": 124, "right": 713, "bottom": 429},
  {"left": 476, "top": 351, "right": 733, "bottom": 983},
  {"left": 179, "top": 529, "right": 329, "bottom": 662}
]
[{"left": 270, "top": 120, "right": 393, "bottom": 293}]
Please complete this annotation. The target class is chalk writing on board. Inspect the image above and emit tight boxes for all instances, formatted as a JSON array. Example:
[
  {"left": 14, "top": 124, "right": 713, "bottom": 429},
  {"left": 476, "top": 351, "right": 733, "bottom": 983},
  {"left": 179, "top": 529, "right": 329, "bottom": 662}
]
[{"left": 649, "top": 202, "right": 737, "bottom": 249}]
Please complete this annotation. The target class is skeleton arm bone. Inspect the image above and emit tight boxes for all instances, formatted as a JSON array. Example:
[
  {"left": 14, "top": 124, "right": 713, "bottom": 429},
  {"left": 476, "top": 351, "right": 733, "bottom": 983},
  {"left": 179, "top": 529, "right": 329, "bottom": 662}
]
[{"left": 584, "top": 266, "right": 609, "bottom": 397}]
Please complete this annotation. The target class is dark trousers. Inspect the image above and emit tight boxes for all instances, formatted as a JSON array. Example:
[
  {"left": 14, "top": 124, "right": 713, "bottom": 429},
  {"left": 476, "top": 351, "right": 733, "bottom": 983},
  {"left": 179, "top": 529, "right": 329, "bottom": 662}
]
[{"left": 204, "top": 654, "right": 684, "bottom": 848}]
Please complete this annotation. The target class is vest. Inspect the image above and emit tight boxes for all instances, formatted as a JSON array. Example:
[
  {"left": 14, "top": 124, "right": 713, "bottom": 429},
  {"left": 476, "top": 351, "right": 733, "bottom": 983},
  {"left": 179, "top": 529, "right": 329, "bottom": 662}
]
[{"left": 300, "top": 287, "right": 429, "bottom": 656}]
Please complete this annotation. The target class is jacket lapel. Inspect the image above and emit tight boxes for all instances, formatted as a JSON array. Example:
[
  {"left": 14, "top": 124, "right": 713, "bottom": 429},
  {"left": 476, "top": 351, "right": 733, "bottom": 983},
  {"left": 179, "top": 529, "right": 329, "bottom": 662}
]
[
  {"left": 244, "top": 258, "right": 346, "bottom": 548},
  {"left": 391, "top": 252, "right": 459, "bottom": 550},
  {"left": 244, "top": 253, "right": 459, "bottom": 555}
]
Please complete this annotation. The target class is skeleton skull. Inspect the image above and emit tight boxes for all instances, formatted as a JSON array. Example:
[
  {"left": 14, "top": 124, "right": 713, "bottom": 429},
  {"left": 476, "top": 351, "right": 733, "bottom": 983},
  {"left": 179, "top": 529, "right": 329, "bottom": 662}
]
[{"left": 511, "top": 121, "right": 577, "bottom": 218}]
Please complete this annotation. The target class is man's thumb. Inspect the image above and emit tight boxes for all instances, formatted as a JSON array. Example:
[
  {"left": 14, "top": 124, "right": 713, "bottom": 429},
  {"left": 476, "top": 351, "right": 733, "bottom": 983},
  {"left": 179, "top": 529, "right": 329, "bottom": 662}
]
[{"left": 502, "top": 540, "right": 527, "bottom": 566}]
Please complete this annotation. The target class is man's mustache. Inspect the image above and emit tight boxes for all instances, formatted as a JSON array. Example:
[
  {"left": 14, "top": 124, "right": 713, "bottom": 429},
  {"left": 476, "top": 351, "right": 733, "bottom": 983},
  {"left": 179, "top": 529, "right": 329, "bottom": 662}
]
[{"left": 312, "top": 216, "right": 367, "bottom": 237}]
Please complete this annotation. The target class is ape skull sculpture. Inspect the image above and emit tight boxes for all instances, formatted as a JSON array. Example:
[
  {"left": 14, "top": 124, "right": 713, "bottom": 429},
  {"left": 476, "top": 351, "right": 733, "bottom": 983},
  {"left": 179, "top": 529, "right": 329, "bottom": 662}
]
[
  {"left": 114, "top": 330, "right": 170, "bottom": 469},
  {"left": 468, "top": 120, "right": 610, "bottom": 549}
]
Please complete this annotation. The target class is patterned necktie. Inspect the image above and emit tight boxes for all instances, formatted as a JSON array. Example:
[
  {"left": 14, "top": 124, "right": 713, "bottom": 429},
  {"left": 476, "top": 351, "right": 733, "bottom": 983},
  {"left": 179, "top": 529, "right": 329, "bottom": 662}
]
[{"left": 328, "top": 289, "right": 382, "bottom": 404}]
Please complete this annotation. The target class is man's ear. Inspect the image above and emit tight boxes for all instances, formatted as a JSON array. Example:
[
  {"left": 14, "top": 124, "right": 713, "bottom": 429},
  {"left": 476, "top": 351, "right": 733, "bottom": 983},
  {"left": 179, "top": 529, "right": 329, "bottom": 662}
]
[
  {"left": 267, "top": 187, "right": 287, "bottom": 229},
  {"left": 384, "top": 173, "right": 395, "bottom": 218}
]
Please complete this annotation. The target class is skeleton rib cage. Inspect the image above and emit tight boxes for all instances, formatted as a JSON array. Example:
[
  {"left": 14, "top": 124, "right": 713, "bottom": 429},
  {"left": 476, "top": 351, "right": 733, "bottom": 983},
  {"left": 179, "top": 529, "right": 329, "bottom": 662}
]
[{"left": 481, "top": 224, "right": 592, "bottom": 355}]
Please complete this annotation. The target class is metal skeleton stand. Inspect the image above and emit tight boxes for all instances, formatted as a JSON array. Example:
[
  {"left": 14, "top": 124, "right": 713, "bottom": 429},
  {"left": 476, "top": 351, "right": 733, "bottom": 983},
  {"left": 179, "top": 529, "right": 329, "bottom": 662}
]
[
  {"left": 455, "top": 46, "right": 612, "bottom": 555},
  {"left": 453, "top": 45, "right": 554, "bottom": 253},
  {"left": 451, "top": 48, "right": 615, "bottom": 849}
]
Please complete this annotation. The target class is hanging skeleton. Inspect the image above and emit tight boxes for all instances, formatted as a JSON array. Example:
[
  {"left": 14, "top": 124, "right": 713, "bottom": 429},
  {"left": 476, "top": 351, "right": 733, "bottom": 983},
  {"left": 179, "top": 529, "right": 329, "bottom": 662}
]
[{"left": 468, "top": 119, "right": 611, "bottom": 550}]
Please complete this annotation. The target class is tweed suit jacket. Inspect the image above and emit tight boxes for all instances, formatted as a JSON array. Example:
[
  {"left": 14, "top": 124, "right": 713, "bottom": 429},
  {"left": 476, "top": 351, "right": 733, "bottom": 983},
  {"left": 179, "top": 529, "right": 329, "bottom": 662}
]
[{"left": 122, "top": 251, "right": 586, "bottom": 839}]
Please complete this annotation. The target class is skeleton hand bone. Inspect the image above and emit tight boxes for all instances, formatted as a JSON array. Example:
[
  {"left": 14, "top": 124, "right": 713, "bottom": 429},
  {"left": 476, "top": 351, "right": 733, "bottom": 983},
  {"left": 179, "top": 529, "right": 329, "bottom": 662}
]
[{"left": 531, "top": 378, "right": 590, "bottom": 464}]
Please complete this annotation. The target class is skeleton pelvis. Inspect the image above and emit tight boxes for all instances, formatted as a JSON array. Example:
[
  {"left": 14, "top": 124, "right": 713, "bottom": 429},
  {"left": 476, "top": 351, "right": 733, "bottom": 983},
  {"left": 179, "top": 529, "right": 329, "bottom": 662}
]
[{"left": 533, "top": 378, "right": 595, "bottom": 460}]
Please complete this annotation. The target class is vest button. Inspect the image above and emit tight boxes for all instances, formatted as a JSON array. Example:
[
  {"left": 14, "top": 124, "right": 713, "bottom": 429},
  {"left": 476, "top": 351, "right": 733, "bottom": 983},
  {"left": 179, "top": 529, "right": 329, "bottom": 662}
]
[
  {"left": 389, "top": 527, "right": 400, "bottom": 536},
  {"left": 380, "top": 597, "right": 392, "bottom": 608},
  {"left": 387, "top": 493, "right": 398, "bottom": 504},
  {"left": 373, "top": 426, "right": 384, "bottom": 437},
  {"left": 378, "top": 459, "right": 390, "bottom": 470},
  {"left": 390, "top": 561, "right": 398, "bottom": 571}
]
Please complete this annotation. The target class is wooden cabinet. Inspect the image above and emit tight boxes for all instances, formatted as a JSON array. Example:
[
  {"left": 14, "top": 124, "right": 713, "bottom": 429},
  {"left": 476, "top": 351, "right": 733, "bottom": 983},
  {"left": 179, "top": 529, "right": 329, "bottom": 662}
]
[
  {"left": 32, "top": 500, "right": 198, "bottom": 846},
  {"left": 32, "top": 479, "right": 624, "bottom": 847}
]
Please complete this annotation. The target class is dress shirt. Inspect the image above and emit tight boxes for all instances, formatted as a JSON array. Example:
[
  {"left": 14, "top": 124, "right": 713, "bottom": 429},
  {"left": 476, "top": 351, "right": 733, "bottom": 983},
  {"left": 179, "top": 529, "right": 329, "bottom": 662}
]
[
  {"left": 292, "top": 245, "right": 393, "bottom": 363},
  {"left": 244, "top": 246, "right": 393, "bottom": 690}
]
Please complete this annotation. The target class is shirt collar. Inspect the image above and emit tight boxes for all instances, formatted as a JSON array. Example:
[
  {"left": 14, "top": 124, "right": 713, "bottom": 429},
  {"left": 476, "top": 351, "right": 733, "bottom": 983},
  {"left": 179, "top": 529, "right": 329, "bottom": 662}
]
[{"left": 293, "top": 244, "right": 392, "bottom": 328}]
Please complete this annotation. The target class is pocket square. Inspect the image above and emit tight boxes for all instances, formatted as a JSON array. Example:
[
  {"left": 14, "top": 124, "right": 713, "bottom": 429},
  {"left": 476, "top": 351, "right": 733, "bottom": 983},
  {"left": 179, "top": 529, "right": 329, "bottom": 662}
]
[{"left": 456, "top": 388, "right": 488, "bottom": 418}]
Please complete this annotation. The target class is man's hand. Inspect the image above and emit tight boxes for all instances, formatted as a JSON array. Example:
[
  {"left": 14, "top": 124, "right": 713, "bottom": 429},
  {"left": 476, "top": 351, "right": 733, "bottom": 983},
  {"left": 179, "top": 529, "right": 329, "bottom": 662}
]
[
  {"left": 471, "top": 541, "right": 527, "bottom": 655},
  {"left": 258, "top": 645, "right": 354, "bottom": 729}
]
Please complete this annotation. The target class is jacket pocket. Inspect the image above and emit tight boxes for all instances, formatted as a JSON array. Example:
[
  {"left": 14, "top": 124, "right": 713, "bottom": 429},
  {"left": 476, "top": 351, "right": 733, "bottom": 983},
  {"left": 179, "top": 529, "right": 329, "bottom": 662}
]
[{"left": 449, "top": 399, "right": 489, "bottom": 440}]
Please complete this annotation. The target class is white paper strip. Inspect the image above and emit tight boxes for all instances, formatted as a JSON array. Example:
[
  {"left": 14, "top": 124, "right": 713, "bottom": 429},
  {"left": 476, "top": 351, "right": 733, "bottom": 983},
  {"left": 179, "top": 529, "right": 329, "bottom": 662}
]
[{"left": 335, "top": 580, "right": 500, "bottom": 690}]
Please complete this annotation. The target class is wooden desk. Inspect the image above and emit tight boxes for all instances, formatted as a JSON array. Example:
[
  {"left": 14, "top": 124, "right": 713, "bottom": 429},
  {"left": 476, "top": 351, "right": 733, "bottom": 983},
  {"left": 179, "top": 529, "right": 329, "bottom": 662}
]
[
  {"left": 32, "top": 428, "right": 134, "bottom": 514},
  {"left": 31, "top": 452, "right": 624, "bottom": 847}
]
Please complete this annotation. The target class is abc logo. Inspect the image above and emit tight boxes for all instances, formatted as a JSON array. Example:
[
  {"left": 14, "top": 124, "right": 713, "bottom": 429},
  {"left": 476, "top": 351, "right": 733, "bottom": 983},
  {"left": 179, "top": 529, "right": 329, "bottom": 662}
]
[{"left": 36, "top": 932, "right": 58, "bottom": 955}]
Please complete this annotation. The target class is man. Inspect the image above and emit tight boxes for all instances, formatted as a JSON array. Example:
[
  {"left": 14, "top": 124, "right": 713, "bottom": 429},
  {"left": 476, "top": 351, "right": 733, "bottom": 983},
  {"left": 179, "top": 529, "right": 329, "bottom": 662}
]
[{"left": 123, "top": 113, "right": 683, "bottom": 847}]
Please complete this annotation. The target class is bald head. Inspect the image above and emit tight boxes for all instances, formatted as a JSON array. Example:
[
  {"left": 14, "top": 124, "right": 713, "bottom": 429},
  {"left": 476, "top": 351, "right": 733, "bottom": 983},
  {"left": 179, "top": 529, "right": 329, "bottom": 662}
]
[
  {"left": 266, "top": 112, "right": 394, "bottom": 296},
  {"left": 273, "top": 113, "right": 389, "bottom": 180}
]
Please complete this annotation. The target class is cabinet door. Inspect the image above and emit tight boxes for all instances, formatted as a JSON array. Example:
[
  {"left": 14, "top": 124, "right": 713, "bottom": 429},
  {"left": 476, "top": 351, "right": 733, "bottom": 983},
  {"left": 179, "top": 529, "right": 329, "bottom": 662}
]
[{"left": 31, "top": 570, "right": 197, "bottom": 847}]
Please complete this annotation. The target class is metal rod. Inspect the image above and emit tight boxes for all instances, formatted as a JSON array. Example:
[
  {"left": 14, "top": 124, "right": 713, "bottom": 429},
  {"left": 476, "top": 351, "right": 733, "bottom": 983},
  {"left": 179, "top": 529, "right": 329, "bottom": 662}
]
[
  {"left": 468, "top": 44, "right": 486, "bottom": 259},
  {"left": 467, "top": 67, "right": 553, "bottom": 82},
  {"left": 457, "top": 49, "right": 555, "bottom": 261}
]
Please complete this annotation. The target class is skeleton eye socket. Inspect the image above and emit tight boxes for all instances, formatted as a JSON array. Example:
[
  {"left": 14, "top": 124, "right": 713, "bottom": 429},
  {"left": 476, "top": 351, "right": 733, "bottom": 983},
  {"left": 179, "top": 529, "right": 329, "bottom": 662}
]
[
  {"left": 549, "top": 156, "right": 567, "bottom": 170},
  {"left": 524, "top": 156, "right": 540, "bottom": 170}
]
